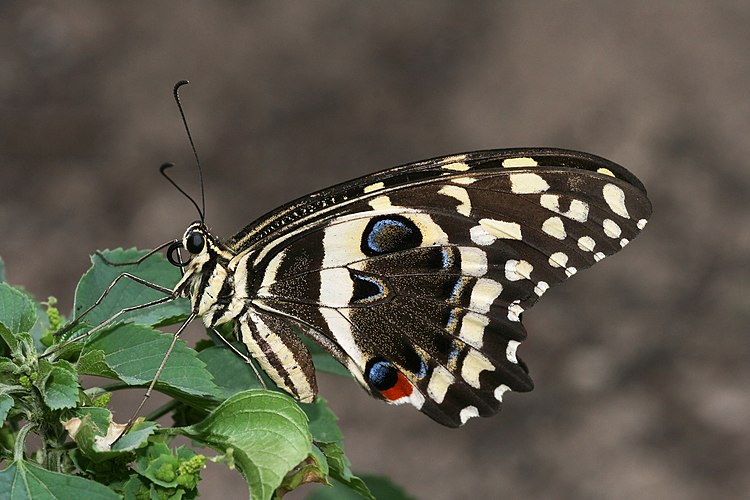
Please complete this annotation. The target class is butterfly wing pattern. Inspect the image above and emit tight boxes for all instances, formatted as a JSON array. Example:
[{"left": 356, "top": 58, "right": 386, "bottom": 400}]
[{"left": 182, "top": 148, "right": 651, "bottom": 427}]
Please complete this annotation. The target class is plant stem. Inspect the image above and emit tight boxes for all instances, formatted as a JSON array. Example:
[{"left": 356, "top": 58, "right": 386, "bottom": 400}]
[{"left": 13, "top": 422, "right": 35, "bottom": 462}]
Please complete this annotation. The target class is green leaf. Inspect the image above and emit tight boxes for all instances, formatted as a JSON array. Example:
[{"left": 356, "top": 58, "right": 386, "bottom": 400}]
[
  {"left": 179, "top": 390, "right": 312, "bottom": 500},
  {"left": 0, "top": 283, "right": 37, "bottom": 351},
  {"left": 76, "top": 348, "right": 119, "bottom": 380},
  {"left": 301, "top": 399, "right": 371, "bottom": 498},
  {"left": 35, "top": 359, "right": 80, "bottom": 410},
  {"left": 72, "top": 248, "right": 189, "bottom": 328},
  {"left": 78, "top": 323, "right": 218, "bottom": 399},
  {"left": 278, "top": 445, "right": 330, "bottom": 495},
  {"left": 197, "top": 345, "right": 264, "bottom": 399},
  {"left": 113, "top": 421, "right": 159, "bottom": 452},
  {"left": 302, "top": 397, "right": 343, "bottom": 444},
  {"left": 0, "top": 394, "right": 13, "bottom": 421},
  {"left": 0, "top": 460, "right": 120, "bottom": 500}
]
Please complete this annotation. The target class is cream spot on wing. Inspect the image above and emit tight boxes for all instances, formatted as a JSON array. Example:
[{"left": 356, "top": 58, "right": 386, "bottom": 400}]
[
  {"left": 459, "top": 312, "right": 489, "bottom": 348},
  {"left": 603, "top": 218, "right": 622, "bottom": 238},
  {"left": 542, "top": 216, "right": 566, "bottom": 240},
  {"left": 594, "top": 252, "right": 606, "bottom": 262},
  {"left": 510, "top": 172, "right": 549, "bottom": 194},
  {"left": 470, "top": 225, "right": 496, "bottom": 246},
  {"left": 404, "top": 389, "right": 425, "bottom": 409},
  {"left": 597, "top": 167, "right": 615, "bottom": 177},
  {"left": 410, "top": 213, "right": 450, "bottom": 246},
  {"left": 461, "top": 350, "right": 495, "bottom": 389},
  {"left": 469, "top": 278, "right": 504, "bottom": 313},
  {"left": 363, "top": 181, "right": 385, "bottom": 194},
  {"left": 459, "top": 406, "right": 480, "bottom": 424},
  {"left": 508, "top": 302, "right": 524, "bottom": 322},
  {"left": 534, "top": 281, "right": 549, "bottom": 296},
  {"left": 539, "top": 194, "right": 560, "bottom": 212},
  {"left": 427, "top": 366, "right": 454, "bottom": 405},
  {"left": 577, "top": 236, "right": 596, "bottom": 252},
  {"left": 452, "top": 177, "right": 477, "bottom": 185},
  {"left": 502, "top": 157, "right": 539, "bottom": 168},
  {"left": 478, "top": 219, "right": 523, "bottom": 241},
  {"left": 460, "top": 247, "right": 488, "bottom": 276},
  {"left": 438, "top": 185, "right": 472, "bottom": 216},
  {"left": 539, "top": 194, "right": 589, "bottom": 223},
  {"left": 637, "top": 219, "right": 648, "bottom": 230},
  {"left": 368, "top": 195, "right": 392, "bottom": 210},
  {"left": 494, "top": 384, "right": 511, "bottom": 402},
  {"left": 549, "top": 252, "right": 568, "bottom": 268},
  {"left": 566, "top": 199, "right": 590, "bottom": 222},
  {"left": 443, "top": 161, "right": 470, "bottom": 171},
  {"left": 505, "top": 259, "right": 533, "bottom": 281},
  {"left": 565, "top": 267, "right": 578, "bottom": 277},
  {"left": 506, "top": 340, "right": 520, "bottom": 363},
  {"left": 603, "top": 183, "right": 630, "bottom": 219},
  {"left": 620, "top": 238, "right": 630, "bottom": 248}
]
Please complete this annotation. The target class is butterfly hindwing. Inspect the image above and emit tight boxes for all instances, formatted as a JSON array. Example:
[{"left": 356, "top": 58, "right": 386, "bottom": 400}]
[{"left": 229, "top": 149, "right": 651, "bottom": 425}]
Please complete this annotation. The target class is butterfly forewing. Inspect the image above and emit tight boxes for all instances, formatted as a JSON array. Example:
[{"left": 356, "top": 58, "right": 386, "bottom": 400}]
[{"left": 220, "top": 148, "right": 651, "bottom": 426}]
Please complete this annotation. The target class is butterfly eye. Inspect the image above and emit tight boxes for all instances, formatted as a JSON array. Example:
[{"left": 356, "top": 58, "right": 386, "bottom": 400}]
[{"left": 186, "top": 231, "right": 205, "bottom": 254}]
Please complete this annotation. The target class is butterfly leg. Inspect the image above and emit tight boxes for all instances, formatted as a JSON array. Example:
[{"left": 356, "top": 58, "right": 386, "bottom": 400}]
[
  {"left": 54, "top": 272, "right": 175, "bottom": 340},
  {"left": 114, "top": 312, "right": 197, "bottom": 444},
  {"left": 209, "top": 327, "right": 267, "bottom": 389}
]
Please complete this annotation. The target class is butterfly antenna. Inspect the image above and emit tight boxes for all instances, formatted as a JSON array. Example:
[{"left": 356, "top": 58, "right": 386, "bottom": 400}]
[
  {"left": 173, "top": 80, "right": 206, "bottom": 222},
  {"left": 160, "top": 163, "right": 203, "bottom": 220}
]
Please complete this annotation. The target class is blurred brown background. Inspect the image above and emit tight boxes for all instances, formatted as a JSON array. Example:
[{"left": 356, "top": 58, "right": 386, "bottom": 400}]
[{"left": 1, "top": 2, "right": 748, "bottom": 499}]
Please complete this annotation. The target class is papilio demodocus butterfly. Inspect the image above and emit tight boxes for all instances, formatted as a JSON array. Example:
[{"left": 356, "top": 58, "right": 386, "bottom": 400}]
[{"left": 59, "top": 83, "right": 651, "bottom": 427}]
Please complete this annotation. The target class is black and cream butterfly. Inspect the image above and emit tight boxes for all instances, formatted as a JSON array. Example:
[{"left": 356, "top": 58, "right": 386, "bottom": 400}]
[
  {"left": 120, "top": 145, "right": 647, "bottom": 428},
  {"left": 59, "top": 82, "right": 650, "bottom": 427}
]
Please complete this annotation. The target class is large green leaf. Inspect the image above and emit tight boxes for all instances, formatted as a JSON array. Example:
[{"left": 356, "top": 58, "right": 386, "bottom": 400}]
[
  {"left": 72, "top": 248, "right": 189, "bottom": 328},
  {"left": 78, "top": 323, "right": 218, "bottom": 399},
  {"left": 179, "top": 390, "right": 312, "bottom": 500},
  {"left": 197, "top": 345, "right": 264, "bottom": 399},
  {"left": 0, "top": 460, "right": 119, "bottom": 500}
]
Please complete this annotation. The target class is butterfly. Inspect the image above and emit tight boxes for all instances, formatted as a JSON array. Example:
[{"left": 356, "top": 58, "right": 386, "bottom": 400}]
[
  {"left": 60, "top": 85, "right": 651, "bottom": 428},
  {"left": 152, "top": 145, "right": 649, "bottom": 427}
]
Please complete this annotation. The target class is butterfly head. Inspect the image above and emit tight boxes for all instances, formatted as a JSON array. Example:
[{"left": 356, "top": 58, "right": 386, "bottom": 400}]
[
  {"left": 178, "top": 221, "right": 229, "bottom": 265},
  {"left": 170, "top": 221, "right": 223, "bottom": 277}
]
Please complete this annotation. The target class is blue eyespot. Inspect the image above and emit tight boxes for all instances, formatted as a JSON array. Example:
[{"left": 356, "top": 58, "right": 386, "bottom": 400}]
[
  {"left": 366, "top": 358, "right": 398, "bottom": 390},
  {"left": 361, "top": 215, "right": 422, "bottom": 256}
]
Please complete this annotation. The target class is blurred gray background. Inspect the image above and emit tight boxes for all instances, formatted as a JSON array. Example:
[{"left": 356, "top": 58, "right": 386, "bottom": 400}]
[{"left": 1, "top": 1, "right": 748, "bottom": 499}]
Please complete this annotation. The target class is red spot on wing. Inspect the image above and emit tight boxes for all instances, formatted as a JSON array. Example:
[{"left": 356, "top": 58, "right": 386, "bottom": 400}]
[{"left": 380, "top": 371, "right": 413, "bottom": 401}]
